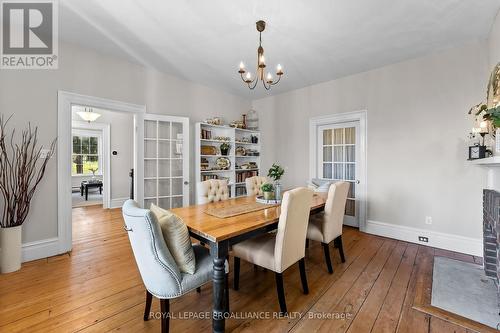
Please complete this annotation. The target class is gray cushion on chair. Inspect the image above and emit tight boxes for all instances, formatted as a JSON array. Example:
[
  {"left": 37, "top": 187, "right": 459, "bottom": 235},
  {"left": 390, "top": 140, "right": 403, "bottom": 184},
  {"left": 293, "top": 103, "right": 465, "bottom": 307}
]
[{"left": 180, "top": 244, "right": 214, "bottom": 292}]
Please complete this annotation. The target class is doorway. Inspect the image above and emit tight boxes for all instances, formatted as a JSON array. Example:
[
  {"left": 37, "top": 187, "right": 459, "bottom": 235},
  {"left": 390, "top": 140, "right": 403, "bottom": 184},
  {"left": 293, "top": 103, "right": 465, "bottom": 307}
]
[
  {"left": 57, "top": 91, "right": 146, "bottom": 253},
  {"left": 309, "top": 111, "right": 367, "bottom": 230}
]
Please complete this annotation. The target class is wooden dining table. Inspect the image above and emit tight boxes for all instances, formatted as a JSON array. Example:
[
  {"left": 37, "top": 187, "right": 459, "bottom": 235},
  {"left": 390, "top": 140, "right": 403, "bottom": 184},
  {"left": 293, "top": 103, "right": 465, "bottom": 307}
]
[{"left": 171, "top": 193, "right": 327, "bottom": 333}]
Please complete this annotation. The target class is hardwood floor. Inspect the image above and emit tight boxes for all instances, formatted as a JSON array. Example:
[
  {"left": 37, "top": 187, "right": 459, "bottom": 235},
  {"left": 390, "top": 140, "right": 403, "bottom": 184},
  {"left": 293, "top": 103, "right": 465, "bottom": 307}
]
[{"left": 0, "top": 206, "right": 483, "bottom": 332}]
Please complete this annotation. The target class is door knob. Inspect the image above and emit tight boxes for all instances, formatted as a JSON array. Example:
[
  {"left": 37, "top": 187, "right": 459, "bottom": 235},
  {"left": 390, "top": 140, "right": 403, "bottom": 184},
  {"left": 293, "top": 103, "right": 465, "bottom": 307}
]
[
  {"left": 184, "top": 181, "right": 189, "bottom": 185},
  {"left": 355, "top": 180, "right": 360, "bottom": 184}
]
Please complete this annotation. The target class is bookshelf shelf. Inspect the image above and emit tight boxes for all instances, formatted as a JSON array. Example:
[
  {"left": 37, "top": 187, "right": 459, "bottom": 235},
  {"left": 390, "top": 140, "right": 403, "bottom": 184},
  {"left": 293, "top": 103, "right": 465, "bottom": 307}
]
[{"left": 196, "top": 122, "right": 261, "bottom": 202}]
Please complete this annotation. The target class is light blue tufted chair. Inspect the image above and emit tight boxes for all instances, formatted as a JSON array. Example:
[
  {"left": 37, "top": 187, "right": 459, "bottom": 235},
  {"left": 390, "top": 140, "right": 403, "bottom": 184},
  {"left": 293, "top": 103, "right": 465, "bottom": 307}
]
[{"left": 122, "top": 200, "right": 228, "bottom": 333}]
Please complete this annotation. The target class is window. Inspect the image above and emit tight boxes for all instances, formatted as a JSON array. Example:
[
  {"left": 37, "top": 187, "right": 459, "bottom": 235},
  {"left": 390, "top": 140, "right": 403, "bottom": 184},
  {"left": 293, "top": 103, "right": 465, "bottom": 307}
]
[{"left": 72, "top": 132, "right": 101, "bottom": 176}]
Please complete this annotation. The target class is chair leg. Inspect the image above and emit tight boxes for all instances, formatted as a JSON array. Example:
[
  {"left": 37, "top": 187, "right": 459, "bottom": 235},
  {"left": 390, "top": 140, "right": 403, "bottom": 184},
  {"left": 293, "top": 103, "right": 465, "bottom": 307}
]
[
  {"left": 305, "top": 239, "right": 309, "bottom": 249},
  {"left": 275, "top": 272, "right": 287, "bottom": 314},
  {"left": 160, "top": 298, "right": 169, "bottom": 333},
  {"left": 322, "top": 242, "right": 334, "bottom": 274},
  {"left": 298, "top": 258, "right": 309, "bottom": 294},
  {"left": 233, "top": 257, "right": 240, "bottom": 290},
  {"left": 144, "top": 290, "right": 153, "bottom": 321},
  {"left": 335, "top": 235, "right": 346, "bottom": 263}
]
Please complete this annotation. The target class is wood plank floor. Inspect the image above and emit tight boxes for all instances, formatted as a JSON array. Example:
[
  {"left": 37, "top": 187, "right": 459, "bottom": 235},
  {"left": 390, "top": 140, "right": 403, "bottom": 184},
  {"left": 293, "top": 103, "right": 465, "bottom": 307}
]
[{"left": 0, "top": 206, "right": 483, "bottom": 332}]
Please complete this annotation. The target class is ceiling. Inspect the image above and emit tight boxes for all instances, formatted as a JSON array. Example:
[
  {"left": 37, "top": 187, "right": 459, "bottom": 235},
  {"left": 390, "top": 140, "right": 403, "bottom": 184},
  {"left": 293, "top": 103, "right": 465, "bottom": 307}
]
[{"left": 60, "top": 0, "right": 500, "bottom": 99}]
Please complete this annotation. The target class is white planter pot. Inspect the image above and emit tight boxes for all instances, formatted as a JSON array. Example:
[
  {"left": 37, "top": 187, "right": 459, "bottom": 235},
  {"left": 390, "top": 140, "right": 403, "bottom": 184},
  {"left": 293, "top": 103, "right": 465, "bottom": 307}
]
[{"left": 0, "top": 225, "right": 22, "bottom": 273}]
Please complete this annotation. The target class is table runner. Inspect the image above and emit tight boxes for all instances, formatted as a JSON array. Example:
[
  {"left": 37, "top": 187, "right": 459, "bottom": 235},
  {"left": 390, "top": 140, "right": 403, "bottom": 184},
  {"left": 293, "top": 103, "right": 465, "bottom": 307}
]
[{"left": 204, "top": 200, "right": 279, "bottom": 218}]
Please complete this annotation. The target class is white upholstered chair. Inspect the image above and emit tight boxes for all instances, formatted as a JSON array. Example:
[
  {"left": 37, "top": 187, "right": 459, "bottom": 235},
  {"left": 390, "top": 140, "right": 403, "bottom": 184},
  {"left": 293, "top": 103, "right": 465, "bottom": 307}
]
[
  {"left": 196, "top": 179, "right": 229, "bottom": 204},
  {"left": 122, "top": 200, "right": 228, "bottom": 333},
  {"left": 245, "top": 176, "right": 268, "bottom": 196},
  {"left": 307, "top": 181, "right": 350, "bottom": 273},
  {"left": 232, "top": 187, "right": 314, "bottom": 313}
]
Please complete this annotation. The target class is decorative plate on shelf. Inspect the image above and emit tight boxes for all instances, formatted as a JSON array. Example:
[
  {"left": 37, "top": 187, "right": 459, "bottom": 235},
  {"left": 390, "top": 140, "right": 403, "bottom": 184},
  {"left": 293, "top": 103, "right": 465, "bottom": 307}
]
[
  {"left": 201, "top": 145, "right": 218, "bottom": 155},
  {"left": 235, "top": 146, "right": 246, "bottom": 156},
  {"left": 216, "top": 157, "right": 231, "bottom": 170}
]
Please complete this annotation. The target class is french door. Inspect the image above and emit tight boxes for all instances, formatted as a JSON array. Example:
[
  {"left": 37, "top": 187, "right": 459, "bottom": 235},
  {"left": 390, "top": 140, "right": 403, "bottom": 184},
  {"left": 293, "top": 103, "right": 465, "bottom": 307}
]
[
  {"left": 135, "top": 114, "right": 189, "bottom": 209},
  {"left": 317, "top": 121, "right": 360, "bottom": 227}
]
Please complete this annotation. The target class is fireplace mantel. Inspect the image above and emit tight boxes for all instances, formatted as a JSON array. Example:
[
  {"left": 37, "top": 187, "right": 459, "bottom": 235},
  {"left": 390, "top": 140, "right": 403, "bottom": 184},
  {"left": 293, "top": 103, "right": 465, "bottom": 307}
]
[
  {"left": 470, "top": 156, "right": 500, "bottom": 166},
  {"left": 470, "top": 157, "right": 500, "bottom": 190}
]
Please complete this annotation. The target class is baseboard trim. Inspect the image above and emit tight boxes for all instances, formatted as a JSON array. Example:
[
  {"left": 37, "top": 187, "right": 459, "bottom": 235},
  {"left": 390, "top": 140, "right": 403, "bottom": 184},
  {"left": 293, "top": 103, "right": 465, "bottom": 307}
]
[
  {"left": 22, "top": 237, "right": 60, "bottom": 262},
  {"left": 110, "top": 197, "right": 128, "bottom": 209},
  {"left": 364, "top": 220, "right": 482, "bottom": 257}
]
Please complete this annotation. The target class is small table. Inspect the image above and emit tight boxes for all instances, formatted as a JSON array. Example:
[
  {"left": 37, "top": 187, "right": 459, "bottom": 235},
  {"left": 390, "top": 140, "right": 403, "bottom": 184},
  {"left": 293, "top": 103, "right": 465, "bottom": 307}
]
[{"left": 80, "top": 180, "right": 103, "bottom": 201}]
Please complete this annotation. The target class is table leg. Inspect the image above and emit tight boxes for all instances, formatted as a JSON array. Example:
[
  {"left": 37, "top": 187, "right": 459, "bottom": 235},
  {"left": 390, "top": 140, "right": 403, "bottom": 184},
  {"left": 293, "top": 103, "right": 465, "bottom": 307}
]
[
  {"left": 85, "top": 186, "right": 88, "bottom": 201},
  {"left": 210, "top": 241, "right": 229, "bottom": 333},
  {"left": 80, "top": 185, "right": 83, "bottom": 196},
  {"left": 99, "top": 185, "right": 102, "bottom": 195}
]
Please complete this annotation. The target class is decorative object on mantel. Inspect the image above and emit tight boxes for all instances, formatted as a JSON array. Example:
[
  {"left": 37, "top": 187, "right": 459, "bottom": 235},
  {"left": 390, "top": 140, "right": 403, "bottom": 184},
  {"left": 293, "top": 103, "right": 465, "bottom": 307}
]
[
  {"left": 267, "top": 163, "right": 285, "bottom": 200},
  {"left": 0, "top": 115, "right": 56, "bottom": 273},
  {"left": 219, "top": 142, "right": 230, "bottom": 156},
  {"left": 467, "top": 62, "right": 500, "bottom": 158},
  {"left": 76, "top": 107, "right": 101, "bottom": 123},
  {"left": 261, "top": 183, "right": 275, "bottom": 200},
  {"left": 238, "top": 20, "right": 284, "bottom": 90}
]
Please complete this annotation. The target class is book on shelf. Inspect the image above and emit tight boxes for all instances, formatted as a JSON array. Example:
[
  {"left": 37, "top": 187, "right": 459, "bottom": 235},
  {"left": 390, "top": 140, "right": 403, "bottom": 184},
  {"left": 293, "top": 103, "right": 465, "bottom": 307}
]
[
  {"left": 201, "top": 129, "right": 212, "bottom": 140},
  {"left": 236, "top": 170, "right": 259, "bottom": 183}
]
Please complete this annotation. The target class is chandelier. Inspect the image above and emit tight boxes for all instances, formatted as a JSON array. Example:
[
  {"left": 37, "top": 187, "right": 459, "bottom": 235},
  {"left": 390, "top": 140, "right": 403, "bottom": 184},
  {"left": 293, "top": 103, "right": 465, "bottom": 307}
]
[
  {"left": 77, "top": 107, "right": 101, "bottom": 123},
  {"left": 238, "top": 20, "right": 284, "bottom": 90}
]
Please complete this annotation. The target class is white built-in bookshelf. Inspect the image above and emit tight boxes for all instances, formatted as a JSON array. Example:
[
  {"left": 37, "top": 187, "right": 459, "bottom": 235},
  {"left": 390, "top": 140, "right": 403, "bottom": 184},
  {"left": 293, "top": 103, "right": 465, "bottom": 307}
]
[{"left": 195, "top": 122, "right": 261, "bottom": 202}]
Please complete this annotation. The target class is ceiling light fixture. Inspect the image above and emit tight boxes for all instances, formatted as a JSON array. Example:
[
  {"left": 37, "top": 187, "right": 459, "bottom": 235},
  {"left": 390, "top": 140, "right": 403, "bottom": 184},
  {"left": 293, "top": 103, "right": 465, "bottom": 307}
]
[
  {"left": 238, "top": 20, "right": 284, "bottom": 90},
  {"left": 77, "top": 107, "right": 101, "bottom": 123}
]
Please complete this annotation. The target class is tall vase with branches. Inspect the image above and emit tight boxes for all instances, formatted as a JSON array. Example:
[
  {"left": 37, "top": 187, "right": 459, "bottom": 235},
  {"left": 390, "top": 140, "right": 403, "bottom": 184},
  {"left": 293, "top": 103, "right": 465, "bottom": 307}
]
[{"left": 0, "top": 115, "right": 56, "bottom": 273}]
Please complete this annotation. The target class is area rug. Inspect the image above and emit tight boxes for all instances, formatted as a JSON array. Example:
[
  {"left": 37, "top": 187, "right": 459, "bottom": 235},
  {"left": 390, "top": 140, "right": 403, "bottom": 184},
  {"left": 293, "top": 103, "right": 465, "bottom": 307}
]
[
  {"left": 431, "top": 256, "right": 500, "bottom": 329},
  {"left": 204, "top": 201, "right": 279, "bottom": 218}
]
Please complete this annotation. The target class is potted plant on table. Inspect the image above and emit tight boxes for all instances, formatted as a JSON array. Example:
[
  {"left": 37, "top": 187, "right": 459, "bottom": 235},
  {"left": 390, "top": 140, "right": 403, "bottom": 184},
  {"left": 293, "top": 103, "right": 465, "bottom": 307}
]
[
  {"left": 261, "top": 183, "right": 275, "bottom": 200},
  {"left": 219, "top": 142, "right": 230, "bottom": 156},
  {"left": 0, "top": 115, "right": 56, "bottom": 273},
  {"left": 268, "top": 163, "right": 285, "bottom": 200}
]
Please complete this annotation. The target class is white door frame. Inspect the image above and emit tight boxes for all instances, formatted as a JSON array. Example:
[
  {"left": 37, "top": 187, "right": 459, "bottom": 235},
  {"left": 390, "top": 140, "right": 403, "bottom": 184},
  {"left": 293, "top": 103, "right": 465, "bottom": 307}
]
[
  {"left": 72, "top": 121, "right": 111, "bottom": 208},
  {"left": 309, "top": 110, "right": 368, "bottom": 231},
  {"left": 58, "top": 91, "right": 146, "bottom": 253}
]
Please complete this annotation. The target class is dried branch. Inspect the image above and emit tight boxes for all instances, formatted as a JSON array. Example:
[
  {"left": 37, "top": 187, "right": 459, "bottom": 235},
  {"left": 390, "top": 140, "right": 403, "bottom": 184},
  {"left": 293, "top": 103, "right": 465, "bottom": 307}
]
[{"left": 0, "top": 115, "right": 56, "bottom": 228}]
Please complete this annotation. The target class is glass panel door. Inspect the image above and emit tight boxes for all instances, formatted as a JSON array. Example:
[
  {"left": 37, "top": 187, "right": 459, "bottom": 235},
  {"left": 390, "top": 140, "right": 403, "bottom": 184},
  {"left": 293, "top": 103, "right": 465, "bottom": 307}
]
[
  {"left": 142, "top": 114, "right": 189, "bottom": 209},
  {"left": 318, "top": 121, "right": 359, "bottom": 227}
]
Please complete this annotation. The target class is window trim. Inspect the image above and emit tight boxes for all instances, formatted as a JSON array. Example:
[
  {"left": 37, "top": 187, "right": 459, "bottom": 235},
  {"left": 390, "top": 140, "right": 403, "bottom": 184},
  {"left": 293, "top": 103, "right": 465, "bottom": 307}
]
[{"left": 71, "top": 128, "right": 103, "bottom": 177}]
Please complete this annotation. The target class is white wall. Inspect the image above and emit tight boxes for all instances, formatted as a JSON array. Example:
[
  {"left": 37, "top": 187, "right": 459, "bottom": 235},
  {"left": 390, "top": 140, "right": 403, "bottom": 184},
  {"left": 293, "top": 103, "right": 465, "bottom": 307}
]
[
  {"left": 489, "top": 10, "right": 500, "bottom": 70},
  {"left": 0, "top": 41, "right": 250, "bottom": 246},
  {"left": 72, "top": 108, "right": 134, "bottom": 203},
  {"left": 253, "top": 41, "right": 489, "bottom": 244}
]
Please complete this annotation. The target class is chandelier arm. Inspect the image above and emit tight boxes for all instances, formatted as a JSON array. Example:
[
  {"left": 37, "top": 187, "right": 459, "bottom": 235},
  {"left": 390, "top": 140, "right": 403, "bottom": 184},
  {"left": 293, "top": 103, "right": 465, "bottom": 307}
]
[
  {"left": 262, "top": 80, "right": 271, "bottom": 90},
  {"left": 269, "top": 75, "right": 282, "bottom": 86},
  {"left": 249, "top": 78, "right": 259, "bottom": 90}
]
